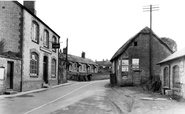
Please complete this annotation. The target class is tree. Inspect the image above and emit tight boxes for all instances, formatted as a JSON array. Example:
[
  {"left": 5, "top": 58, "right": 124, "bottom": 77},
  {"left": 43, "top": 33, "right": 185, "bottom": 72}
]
[{"left": 161, "top": 37, "right": 177, "bottom": 52}]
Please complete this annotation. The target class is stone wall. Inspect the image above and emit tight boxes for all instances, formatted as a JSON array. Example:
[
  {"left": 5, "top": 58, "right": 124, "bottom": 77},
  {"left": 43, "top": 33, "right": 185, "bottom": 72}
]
[{"left": 0, "top": 1, "right": 22, "bottom": 57}]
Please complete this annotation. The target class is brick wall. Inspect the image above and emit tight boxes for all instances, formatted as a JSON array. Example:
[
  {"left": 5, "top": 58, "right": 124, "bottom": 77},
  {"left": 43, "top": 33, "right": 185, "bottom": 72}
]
[
  {"left": 115, "top": 33, "right": 172, "bottom": 86},
  {"left": 0, "top": 1, "right": 22, "bottom": 57},
  {"left": 151, "top": 36, "right": 172, "bottom": 78}
]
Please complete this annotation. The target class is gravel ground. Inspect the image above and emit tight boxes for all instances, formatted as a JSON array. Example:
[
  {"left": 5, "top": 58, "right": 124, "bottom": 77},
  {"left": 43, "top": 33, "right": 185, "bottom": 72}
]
[{"left": 50, "top": 85, "right": 185, "bottom": 114}]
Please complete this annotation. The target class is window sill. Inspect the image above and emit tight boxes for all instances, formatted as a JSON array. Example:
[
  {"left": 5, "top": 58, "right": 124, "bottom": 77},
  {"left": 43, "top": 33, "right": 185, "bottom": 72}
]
[
  {"left": 32, "top": 39, "right": 39, "bottom": 44},
  {"left": 30, "top": 74, "right": 38, "bottom": 78},
  {"left": 51, "top": 75, "right": 56, "bottom": 78},
  {"left": 133, "top": 69, "right": 141, "bottom": 72}
]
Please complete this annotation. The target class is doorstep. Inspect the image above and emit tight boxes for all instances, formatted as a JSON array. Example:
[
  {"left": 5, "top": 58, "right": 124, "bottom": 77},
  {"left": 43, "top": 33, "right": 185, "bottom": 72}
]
[{"left": 0, "top": 82, "right": 72, "bottom": 99}]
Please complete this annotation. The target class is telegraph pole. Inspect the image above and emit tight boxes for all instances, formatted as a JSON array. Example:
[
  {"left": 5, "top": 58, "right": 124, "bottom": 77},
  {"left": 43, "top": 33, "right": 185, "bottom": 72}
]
[
  {"left": 66, "top": 38, "right": 68, "bottom": 71},
  {"left": 143, "top": 5, "right": 159, "bottom": 80}
]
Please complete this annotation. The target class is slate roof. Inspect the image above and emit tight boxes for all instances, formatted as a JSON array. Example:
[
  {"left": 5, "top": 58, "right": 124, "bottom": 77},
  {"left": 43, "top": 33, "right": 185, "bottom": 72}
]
[
  {"left": 59, "top": 53, "right": 97, "bottom": 65},
  {"left": 110, "top": 26, "right": 173, "bottom": 62},
  {"left": 158, "top": 47, "right": 185, "bottom": 64}
]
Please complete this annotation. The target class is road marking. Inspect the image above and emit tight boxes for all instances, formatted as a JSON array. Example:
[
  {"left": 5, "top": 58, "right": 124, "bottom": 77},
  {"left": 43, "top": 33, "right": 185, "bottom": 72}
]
[{"left": 24, "top": 82, "right": 96, "bottom": 114}]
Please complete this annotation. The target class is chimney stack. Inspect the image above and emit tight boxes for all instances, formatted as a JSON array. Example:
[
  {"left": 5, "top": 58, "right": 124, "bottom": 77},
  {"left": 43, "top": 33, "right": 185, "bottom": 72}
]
[
  {"left": 24, "top": 1, "right": 36, "bottom": 15},
  {"left": 81, "top": 52, "right": 85, "bottom": 58},
  {"left": 63, "top": 48, "right": 67, "bottom": 54}
]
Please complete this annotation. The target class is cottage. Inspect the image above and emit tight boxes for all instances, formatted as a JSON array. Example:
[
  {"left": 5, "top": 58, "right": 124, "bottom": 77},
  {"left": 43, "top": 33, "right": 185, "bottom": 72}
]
[
  {"left": 158, "top": 48, "right": 185, "bottom": 98},
  {"left": 59, "top": 51, "right": 98, "bottom": 81},
  {"left": 110, "top": 27, "right": 173, "bottom": 86},
  {"left": 0, "top": 1, "right": 60, "bottom": 92}
]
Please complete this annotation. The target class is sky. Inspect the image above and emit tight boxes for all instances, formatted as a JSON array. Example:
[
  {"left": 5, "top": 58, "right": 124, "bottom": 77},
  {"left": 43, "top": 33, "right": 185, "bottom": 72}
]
[{"left": 17, "top": 0, "right": 185, "bottom": 61}]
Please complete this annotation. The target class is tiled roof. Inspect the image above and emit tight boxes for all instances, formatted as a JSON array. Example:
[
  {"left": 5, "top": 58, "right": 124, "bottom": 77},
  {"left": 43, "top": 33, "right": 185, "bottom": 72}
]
[
  {"left": 158, "top": 47, "right": 185, "bottom": 64},
  {"left": 59, "top": 53, "right": 97, "bottom": 65},
  {"left": 110, "top": 26, "right": 173, "bottom": 62}
]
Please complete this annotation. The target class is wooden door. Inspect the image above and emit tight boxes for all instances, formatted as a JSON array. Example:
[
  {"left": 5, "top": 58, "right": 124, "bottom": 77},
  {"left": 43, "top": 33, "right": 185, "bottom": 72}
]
[{"left": 7, "top": 61, "right": 14, "bottom": 89}]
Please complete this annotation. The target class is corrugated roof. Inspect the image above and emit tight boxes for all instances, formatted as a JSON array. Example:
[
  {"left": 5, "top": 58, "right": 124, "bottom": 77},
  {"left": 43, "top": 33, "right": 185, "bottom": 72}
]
[
  {"left": 158, "top": 47, "right": 185, "bottom": 64},
  {"left": 59, "top": 53, "right": 97, "bottom": 65},
  {"left": 110, "top": 26, "right": 173, "bottom": 62}
]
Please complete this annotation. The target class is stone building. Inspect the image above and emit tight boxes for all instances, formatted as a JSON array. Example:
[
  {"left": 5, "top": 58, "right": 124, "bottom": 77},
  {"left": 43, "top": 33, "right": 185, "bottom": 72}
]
[
  {"left": 110, "top": 27, "right": 173, "bottom": 86},
  {"left": 0, "top": 1, "right": 60, "bottom": 92},
  {"left": 158, "top": 48, "right": 185, "bottom": 98}
]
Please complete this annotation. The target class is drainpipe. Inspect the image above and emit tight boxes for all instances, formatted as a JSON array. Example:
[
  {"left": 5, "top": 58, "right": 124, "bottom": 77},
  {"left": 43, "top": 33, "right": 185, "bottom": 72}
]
[{"left": 20, "top": 9, "right": 24, "bottom": 92}]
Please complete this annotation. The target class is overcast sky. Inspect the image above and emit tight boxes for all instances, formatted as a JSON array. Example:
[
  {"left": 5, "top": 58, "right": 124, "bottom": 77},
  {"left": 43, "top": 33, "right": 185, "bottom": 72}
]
[{"left": 18, "top": 0, "right": 185, "bottom": 61}]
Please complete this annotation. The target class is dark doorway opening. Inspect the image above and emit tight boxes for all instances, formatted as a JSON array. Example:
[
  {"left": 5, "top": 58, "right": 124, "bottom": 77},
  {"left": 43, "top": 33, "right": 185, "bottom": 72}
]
[
  {"left": 43, "top": 56, "right": 48, "bottom": 84},
  {"left": 7, "top": 61, "right": 14, "bottom": 89}
]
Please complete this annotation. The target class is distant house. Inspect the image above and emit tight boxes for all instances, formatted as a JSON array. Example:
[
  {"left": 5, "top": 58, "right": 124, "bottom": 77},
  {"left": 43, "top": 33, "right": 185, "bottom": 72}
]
[
  {"left": 59, "top": 51, "right": 98, "bottom": 81},
  {"left": 96, "top": 59, "right": 111, "bottom": 73},
  {"left": 110, "top": 27, "right": 173, "bottom": 86},
  {"left": 158, "top": 48, "right": 185, "bottom": 98}
]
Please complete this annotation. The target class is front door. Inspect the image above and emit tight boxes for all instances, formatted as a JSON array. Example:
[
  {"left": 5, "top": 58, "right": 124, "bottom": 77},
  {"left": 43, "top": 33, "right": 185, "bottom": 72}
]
[
  {"left": 132, "top": 71, "right": 141, "bottom": 85},
  {"left": 7, "top": 61, "right": 14, "bottom": 89},
  {"left": 43, "top": 56, "right": 48, "bottom": 84}
]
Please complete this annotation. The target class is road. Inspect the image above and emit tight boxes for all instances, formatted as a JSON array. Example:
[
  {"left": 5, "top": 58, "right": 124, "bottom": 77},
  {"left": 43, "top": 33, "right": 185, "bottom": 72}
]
[{"left": 0, "top": 80, "right": 110, "bottom": 114}]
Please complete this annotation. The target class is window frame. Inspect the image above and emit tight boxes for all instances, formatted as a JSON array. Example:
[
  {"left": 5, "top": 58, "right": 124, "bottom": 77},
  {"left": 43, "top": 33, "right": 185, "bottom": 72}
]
[
  {"left": 121, "top": 59, "right": 129, "bottom": 72},
  {"left": 173, "top": 65, "right": 180, "bottom": 88},
  {"left": 132, "top": 58, "right": 139, "bottom": 70},
  {"left": 163, "top": 67, "right": 169, "bottom": 87},
  {"left": 52, "top": 36, "right": 57, "bottom": 52},
  {"left": 30, "top": 52, "right": 39, "bottom": 77},
  {"left": 51, "top": 58, "right": 56, "bottom": 78},
  {"left": 43, "top": 29, "right": 49, "bottom": 48},
  {"left": 32, "top": 21, "right": 39, "bottom": 43}
]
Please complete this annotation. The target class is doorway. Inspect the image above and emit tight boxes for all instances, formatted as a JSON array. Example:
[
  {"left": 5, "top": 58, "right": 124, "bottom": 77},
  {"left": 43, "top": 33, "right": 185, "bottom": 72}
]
[
  {"left": 43, "top": 56, "right": 48, "bottom": 84},
  {"left": 7, "top": 61, "right": 14, "bottom": 89}
]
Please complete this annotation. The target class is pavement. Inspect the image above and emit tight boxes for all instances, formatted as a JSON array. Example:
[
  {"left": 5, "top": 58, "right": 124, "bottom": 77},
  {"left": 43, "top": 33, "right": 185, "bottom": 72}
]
[{"left": 0, "top": 81, "right": 73, "bottom": 99}]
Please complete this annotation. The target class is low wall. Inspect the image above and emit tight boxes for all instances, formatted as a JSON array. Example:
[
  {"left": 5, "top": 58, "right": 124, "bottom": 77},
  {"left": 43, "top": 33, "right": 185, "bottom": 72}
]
[{"left": 91, "top": 73, "right": 110, "bottom": 80}]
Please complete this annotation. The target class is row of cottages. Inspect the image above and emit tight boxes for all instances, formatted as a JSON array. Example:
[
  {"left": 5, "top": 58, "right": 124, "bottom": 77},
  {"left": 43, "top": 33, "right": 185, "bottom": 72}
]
[
  {"left": 59, "top": 51, "right": 98, "bottom": 81},
  {"left": 158, "top": 48, "right": 185, "bottom": 98},
  {"left": 110, "top": 27, "right": 173, "bottom": 86},
  {"left": 0, "top": 1, "right": 61, "bottom": 93}
]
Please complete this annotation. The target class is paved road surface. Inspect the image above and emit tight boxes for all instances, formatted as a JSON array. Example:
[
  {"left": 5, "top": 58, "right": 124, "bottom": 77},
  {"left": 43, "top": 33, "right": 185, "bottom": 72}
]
[{"left": 0, "top": 80, "right": 109, "bottom": 114}]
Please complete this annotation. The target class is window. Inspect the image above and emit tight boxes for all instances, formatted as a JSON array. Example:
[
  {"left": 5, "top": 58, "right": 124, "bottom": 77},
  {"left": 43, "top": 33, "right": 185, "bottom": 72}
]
[
  {"left": 82, "top": 64, "right": 86, "bottom": 72},
  {"left": 51, "top": 59, "right": 56, "bottom": 77},
  {"left": 32, "top": 21, "right": 39, "bottom": 43},
  {"left": 69, "top": 63, "right": 72, "bottom": 71},
  {"left": 52, "top": 36, "right": 57, "bottom": 52},
  {"left": 164, "top": 67, "right": 169, "bottom": 87},
  {"left": 30, "top": 52, "right": 39, "bottom": 76},
  {"left": 122, "top": 60, "right": 129, "bottom": 72},
  {"left": 44, "top": 30, "right": 49, "bottom": 48},
  {"left": 134, "top": 41, "right": 137, "bottom": 46},
  {"left": 79, "top": 66, "right": 82, "bottom": 72},
  {"left": 90, "top": 65, "right": 93, "bottom": 72},
  {"left": 173, "top": 65, "right": 180, "bottom": 88},
  {"left": 132, "top": 59, "right": 139, "bottom": 70}
]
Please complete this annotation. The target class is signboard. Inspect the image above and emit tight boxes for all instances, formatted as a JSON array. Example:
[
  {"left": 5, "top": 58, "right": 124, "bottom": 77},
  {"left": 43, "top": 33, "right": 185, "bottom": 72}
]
[
  {"left": 0, "top": 67, "right": 5, "bottom": 80},
  {"left": 52, "top": 43, "right": 60, "bottom": 49}
]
